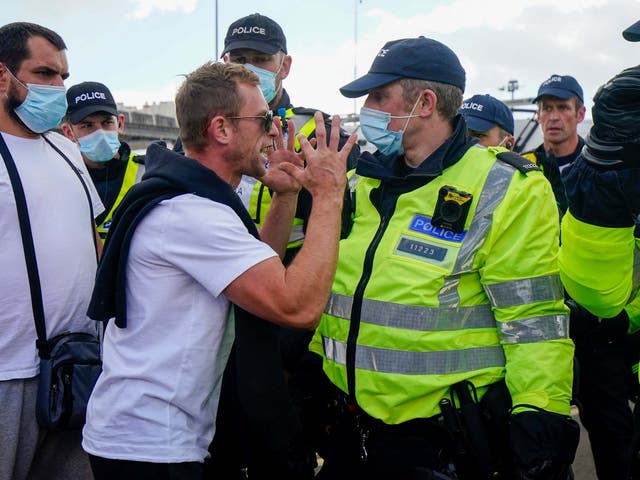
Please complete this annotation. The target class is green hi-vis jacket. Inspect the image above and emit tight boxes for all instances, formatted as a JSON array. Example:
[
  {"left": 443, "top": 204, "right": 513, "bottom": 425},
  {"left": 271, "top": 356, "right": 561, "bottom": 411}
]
[
  {"left": 559, "top": 211, "right": 640, "bottom": 331},
  {"left": 247, "top": 108, "right": 316, "bottom": 250},
  {"left": 96, "top": 153, "right": 145, "bottom": 242},
  {"left": 311, "top": 142, "right": 574, "bottom": 424}
]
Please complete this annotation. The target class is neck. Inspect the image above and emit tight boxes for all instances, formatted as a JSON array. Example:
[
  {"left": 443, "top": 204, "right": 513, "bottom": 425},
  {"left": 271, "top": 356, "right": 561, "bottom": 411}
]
[
  {"left": 185, "top": 145, "right": 237, "bottom": 188},
  {"left": 403, "top": 120, "right": 454, "bottom": 168},
  {"left": 544, "top": 134, "right": 579, "bottom": 157},
  {"left": 0, "top": 109, "right": 38, "bottom": 139}
]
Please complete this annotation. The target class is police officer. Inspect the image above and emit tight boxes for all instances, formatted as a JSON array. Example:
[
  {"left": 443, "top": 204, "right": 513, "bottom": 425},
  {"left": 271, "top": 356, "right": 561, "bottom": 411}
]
[
  {"left": 522, "top": 74, "right": 585, "bottom": 216},
  {"left": 312, "top": 36, "right": 578, "bottom": 480},
  {"left": 559, "top": 65, "right": 640, "bottom": 480},
  {"left": 221, "top": 12, "right": 359, "bottom": 259},
  {"left": 460, "top": 93, "right": 515, "bottom": 149},
  {"left": 62, "top": 81, "right": 144, "bottom": 242}
]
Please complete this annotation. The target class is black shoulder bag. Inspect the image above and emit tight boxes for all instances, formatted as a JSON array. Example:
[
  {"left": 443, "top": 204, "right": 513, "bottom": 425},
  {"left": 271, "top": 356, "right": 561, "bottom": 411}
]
[{"left": 0, "top": 133, "right": 102, "bottom": 430}]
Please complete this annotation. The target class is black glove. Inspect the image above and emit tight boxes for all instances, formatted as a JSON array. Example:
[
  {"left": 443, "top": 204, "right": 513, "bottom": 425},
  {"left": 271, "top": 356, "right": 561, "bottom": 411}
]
[
  {"left": 567, "top": 298, "right": 630, "bottom": 345},
  {"left": 563, "top": 156, "right": 640, "bottom": 228},
  {"left": 509, "top": 409, "right": 580, "bottom": 480}
]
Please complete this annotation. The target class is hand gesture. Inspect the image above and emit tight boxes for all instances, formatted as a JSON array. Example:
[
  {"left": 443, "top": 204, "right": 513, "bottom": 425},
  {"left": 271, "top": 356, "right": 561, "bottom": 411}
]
[
  {"left": 278, "top": 112, "right": 357, "bottom": 200},
  {"left": 260, "top": 117, "right": 304, "bottom": 196}
]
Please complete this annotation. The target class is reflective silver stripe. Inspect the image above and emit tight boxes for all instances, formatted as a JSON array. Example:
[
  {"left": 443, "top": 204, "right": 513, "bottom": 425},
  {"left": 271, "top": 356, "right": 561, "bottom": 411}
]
[
  {"left": 289, "top": 224, "right": 305, "bottom": 244},
  {"left": 325, "top": 293, "right": 495, "bottom": 331},
  {"left": 497, "top": 314, "right": 569, "bottom": 344},
  {"left": 323, "top": 337, "right": 505, "bottom": 374},
  {"left": 484, "top": 275, "right": 564, "bottom": 308},
  {"left": 134, "top": 163, "right": 145, "bottom": 183},
  {"left": 438, "top": 276, "right": 461, "bottom": 308},
  {"left": 453, "top": 161, "right": 514, "bottom": 274},
  {"left": 632, "top": 245, "right": 640, "bottom": 298}
]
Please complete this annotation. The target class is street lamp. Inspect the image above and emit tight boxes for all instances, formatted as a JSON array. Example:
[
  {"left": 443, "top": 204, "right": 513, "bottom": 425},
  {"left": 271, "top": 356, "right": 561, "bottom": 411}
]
[{"left": 498, "top": 79, "right": 519, "bottom": 101}]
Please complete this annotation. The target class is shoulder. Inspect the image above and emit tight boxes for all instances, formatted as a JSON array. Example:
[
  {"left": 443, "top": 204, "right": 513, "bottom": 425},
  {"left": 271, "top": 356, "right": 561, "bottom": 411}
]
[
  {"left": 131, "top": 153, "right": 145, "bottom": 165},
  {"left": 495, "top": 151, "right": 541, "bottom": 175},
  {"left": 43, "top": 131, "right": 88, "bottom": 171}
]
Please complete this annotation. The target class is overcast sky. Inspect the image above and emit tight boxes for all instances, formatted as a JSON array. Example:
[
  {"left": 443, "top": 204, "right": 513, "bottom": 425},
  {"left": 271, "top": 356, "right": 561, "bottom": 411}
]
[{"left": 5, "top": 0, "right": 639, "bottom": 119}]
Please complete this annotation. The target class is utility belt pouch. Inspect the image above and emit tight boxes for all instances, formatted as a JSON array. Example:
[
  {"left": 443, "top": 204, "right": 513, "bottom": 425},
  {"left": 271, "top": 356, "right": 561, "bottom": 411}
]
[
  {"left": 36, "top": 332, "right": 102, "bottom": 430},
  {"left": 440, "top": 380, "right": 511, "bottom": 479}
]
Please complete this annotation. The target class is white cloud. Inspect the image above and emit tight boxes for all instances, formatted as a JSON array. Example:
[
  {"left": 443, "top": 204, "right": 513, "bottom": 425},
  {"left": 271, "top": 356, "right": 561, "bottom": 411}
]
[
  {"left": 127, "top": 0, "right": 198, "bottom": 19},
  {"left": 286, "top": 0, "right": 639, "bottom": 119}
]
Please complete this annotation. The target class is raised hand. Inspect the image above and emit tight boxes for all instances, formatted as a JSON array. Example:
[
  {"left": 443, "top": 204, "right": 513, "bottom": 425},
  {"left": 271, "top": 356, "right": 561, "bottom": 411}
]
[{"left": 278, "top": 112, "right": 357, "bottom": 200}]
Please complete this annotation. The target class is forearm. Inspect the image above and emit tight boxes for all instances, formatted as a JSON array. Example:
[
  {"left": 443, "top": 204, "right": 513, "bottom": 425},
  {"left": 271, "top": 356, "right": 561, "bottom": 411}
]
[
  {"left": 559, "top": 211, "right": 635, "bottom": 317},
  {"left": 259, "top": 192, "right": 298, "bottom": 258},
  {"left": 281, "top": 196, "right": 343, "bottom": 327}
]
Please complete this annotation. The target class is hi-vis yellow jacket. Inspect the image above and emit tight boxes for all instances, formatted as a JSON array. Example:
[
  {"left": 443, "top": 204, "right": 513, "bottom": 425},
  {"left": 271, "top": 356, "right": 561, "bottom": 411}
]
[
  {"left": 310, "top": 144, "right": 574, "bottom": 424},
  {"left": 559, "top": 211, "right": 640, "bottom": 331},
  {"left": 96, "top": 153, "right": 145, "bottom": 242}
]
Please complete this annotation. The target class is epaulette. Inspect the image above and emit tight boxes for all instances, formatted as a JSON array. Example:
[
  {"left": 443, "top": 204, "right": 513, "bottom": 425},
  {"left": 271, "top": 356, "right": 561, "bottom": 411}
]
[
  {"left": 132, "top": 154, "right": 145, "bottom": 165},
  {"left": 496, "top": 151, "right": 541, "bottom": 174}
]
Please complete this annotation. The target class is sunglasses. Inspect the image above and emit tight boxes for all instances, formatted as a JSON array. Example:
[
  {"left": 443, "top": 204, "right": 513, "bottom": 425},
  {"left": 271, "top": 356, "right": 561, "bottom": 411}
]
[{"left": 228, "top": 110, "right": 274, "bottom": 133}]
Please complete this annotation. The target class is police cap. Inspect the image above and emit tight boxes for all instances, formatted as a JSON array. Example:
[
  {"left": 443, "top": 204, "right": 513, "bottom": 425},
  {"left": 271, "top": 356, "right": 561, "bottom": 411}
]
[{"left": 340, "top": 36, "right": 465, "bottom": 98}]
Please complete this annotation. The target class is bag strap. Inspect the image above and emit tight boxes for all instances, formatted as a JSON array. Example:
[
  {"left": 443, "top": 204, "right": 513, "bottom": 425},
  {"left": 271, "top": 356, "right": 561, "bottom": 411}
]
[
  {"left": 0, "top": 133, "right": 99, "bottom": 354},
  {"left": 0, "top": 133, "right": 48, "bottom": 349},
  {"left": 42, "top": 135, "right": 98, "bottom": 262}
]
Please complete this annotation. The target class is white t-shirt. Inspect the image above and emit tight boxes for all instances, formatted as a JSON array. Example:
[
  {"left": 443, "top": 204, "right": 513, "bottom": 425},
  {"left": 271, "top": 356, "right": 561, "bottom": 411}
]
[
  {"left": 0, "top": 132, "right": 104, "bottom": 381},
  {"left": 82, "top": 194, "right": 277, "bottom": 463}
]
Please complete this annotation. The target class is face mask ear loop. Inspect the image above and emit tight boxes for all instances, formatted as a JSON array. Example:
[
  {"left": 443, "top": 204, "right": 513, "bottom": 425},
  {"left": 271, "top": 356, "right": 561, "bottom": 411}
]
[{"left": 400, "top": 95, "right": 423, "bottom": 133}]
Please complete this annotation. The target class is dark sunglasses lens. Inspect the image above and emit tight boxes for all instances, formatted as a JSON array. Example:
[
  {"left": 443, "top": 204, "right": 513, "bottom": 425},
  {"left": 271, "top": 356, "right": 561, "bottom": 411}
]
[{"left": 264, "top": 111, "right": 274, "bottom": 132}]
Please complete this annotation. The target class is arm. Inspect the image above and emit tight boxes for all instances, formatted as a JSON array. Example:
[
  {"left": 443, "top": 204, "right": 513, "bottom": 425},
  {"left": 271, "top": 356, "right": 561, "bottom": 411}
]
[
  {"left": 481, "top": 171, "right": 573, "bottom": 416},
  {"left": 224, "top": 113, "right": 357, "bottom": 329},
  {"left": 559, "top": 156, "right": 638, "bottom": 317}
]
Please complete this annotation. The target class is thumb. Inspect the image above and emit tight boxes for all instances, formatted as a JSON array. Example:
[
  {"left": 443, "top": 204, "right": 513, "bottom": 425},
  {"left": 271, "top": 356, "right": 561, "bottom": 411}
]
[{"left": 277, "top": 162, "right": 303, "bottom": 181}]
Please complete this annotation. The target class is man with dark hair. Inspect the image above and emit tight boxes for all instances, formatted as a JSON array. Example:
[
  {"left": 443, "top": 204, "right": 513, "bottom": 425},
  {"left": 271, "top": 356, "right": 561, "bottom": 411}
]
[
  {"left": 0, "top": 22, "right": 103, "bottom": 480},
  {"left": 82, "top": 61, "right": 355, "bottom": 479},
  {"left": 62, "top": 81, "right": 145, "bottom": 242},
  {"left": 313, "top": 37, "right": 578, "bottom": 480}
]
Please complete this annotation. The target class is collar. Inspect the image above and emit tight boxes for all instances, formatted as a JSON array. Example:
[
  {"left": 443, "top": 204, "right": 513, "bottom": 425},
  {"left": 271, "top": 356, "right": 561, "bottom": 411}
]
[
  {"left": 272, "top": 88, "right": 293, "bottom": 113},
  {"left": 356, "top": 115, "right": 475, "bottom": 181},
  {"left": 536, "top": 136, "right": 585, "bottom": 167}
]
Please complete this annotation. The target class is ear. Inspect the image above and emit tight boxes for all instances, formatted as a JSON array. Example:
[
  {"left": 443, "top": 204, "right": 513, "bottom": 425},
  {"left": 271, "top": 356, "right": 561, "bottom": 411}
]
[
  {"left": 416, "top": 89, "right": 437, "bottom": 117},
  {"left": 576, "top": 104, "right": 586, "bottom": 123},
  {"left": 505, "top": 135, "right": 515, "bottom": 151},
  {"left": 60, "top": 123, "right": 76, "bottom": 143},
  {"left": 117, "top": 113, "right": 125, "bottom": 134},
  {"left": 0, "top": 62, "right": 10, "bottom": 96},
  {"left": 280, "top": 54, "right": 292, "bottom": 81},
  {"left": 208, "top": 115, "right": 233, "bottom": 145}
]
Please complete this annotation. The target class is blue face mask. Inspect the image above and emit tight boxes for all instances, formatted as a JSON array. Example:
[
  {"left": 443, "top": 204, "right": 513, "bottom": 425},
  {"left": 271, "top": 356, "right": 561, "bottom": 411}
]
[
  {"left": 77, "top": 129, "right": 121, "bottom": 162},
  {"left": 359, "top": 97, "right": 422, "bottom": 157},
  {"left": 8, "top": 69, "right": 67, "bottom": 133},
  {"left": 244, "top": 57, "right": 284, "bottom": 103}
]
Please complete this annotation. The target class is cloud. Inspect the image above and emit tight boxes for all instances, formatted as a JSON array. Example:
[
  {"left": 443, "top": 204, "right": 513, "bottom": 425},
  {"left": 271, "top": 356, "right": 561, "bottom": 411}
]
[
  {"left": 127, "top": 0, "right": 198, "bottom": 19},
  {"left": 286, "top": 0, "right": 639, "bottom": 118}
]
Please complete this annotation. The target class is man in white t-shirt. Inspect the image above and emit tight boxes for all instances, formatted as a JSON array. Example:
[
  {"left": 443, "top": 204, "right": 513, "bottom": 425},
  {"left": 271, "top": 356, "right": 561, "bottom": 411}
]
[
  {"left": 0, "top": 22, "right": 104, "bottom": 480},
  {"left": 82, "top": 61, "right": 355, "bottom": 479}
]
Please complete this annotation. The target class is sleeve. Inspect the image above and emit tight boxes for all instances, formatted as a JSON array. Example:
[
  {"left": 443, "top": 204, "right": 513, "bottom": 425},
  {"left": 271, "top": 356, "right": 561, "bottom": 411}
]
[
  {"left": 479, "top": 169, "right": 574, "bottom": 416},
  {"left": 157, "top": 195, "right": 278, "bottom": 297},
  {"left": 559, "top": 211, "right": 635, "bottom": 318}
]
